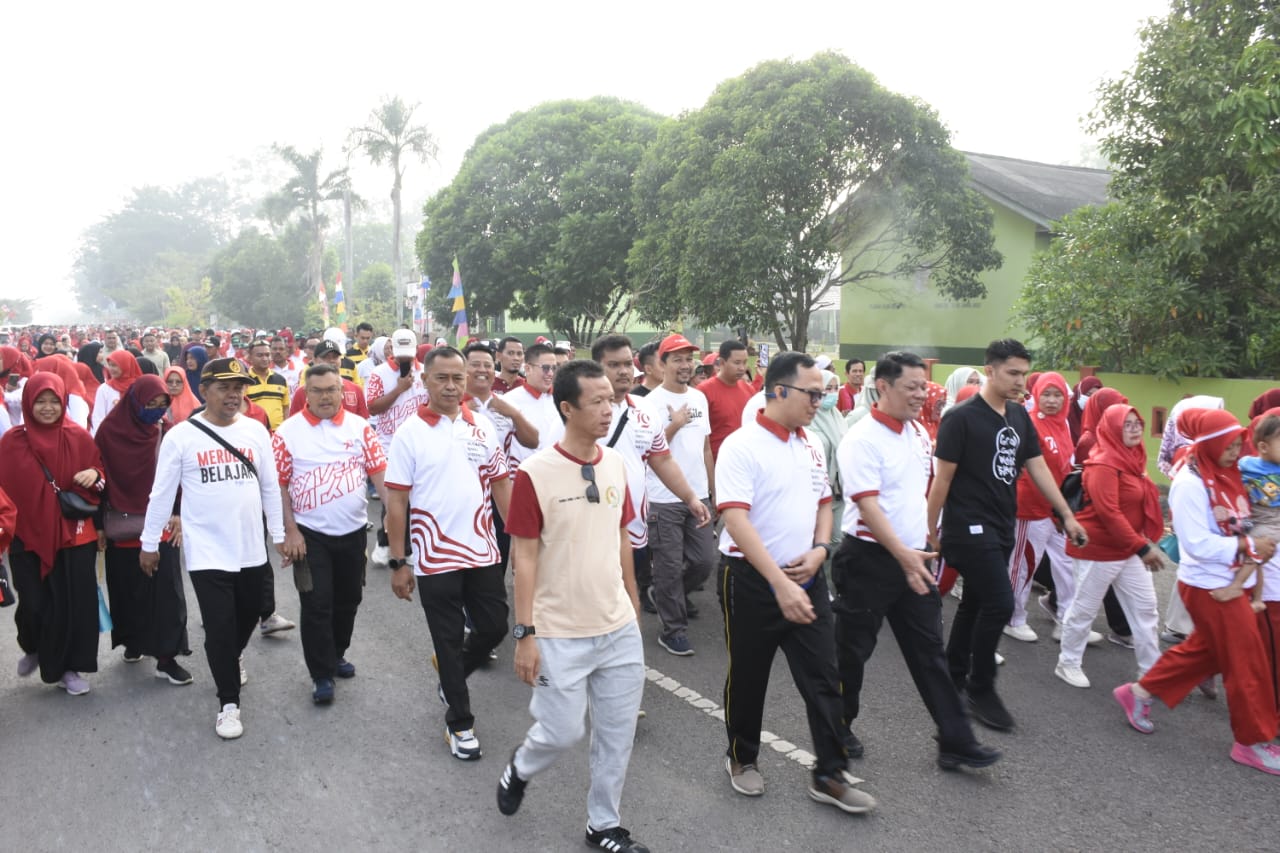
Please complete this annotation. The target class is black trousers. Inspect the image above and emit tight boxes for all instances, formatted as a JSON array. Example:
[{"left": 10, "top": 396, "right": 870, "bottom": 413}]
[
  {"left": 376, "top": 502, "right": 412, "bottom": 552},
  {"left": 492, "top": 495, "right": 511, "bottom": 571},
  {"left": 11, "top": 539, "right": 99, "bottom": 683},
  {"left": 190, "top": 564, "right": 266, "bottom": 707},
  {"left": 633, "top": 545, "right": 652, "bottom": 590},
  {"left": 833, "top": 537, "right": 976, "bottom": 748},
  {"left": 298, "top": 526, "right": 367, "bottom": 680},
  {"left": 943, "top": 541, "right": 1014, "bottom": 695},
  {"left": 418, "top": 564, "right": 509, "bottom": 731},
  {"left": 718, "top": 556, "right": 846, "bottom": 779},
  {"left": 105, "top": 542, "right": 189, "bottom": 659}
]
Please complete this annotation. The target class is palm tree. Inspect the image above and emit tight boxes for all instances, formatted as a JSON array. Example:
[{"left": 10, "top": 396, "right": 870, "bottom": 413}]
[
  {"left": 262, "top": 145, "right": 354, "bottom": 305},
  {"left": 348, "top": 97, "right": 438, "bottom": 314}
]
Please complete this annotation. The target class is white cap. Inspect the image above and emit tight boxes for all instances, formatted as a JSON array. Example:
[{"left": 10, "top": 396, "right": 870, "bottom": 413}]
[
  {"left": 814, "top": 354, "right": 832, "bottom": 370},
  {"left": 391, "top": 329, "right": 418, "bottom": 359}
]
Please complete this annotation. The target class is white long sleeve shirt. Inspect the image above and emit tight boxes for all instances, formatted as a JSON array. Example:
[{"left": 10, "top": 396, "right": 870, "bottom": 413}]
[
  {"left": 1169, "top": 465, "right": 1253, "bottom": 590},
  {"left": 141, "top": 413, "right": 285, "bottom": 571}
]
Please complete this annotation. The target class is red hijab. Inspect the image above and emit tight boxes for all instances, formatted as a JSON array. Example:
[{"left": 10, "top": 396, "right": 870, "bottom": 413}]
[
  {"left": 1076, "top": 388, "right": 1128, "bottom": 462},
  {"left": 1087, "top": 404, "right": 1163, "bottom": 540},
  {"left": 921, "top": 382, "right": 947, "bottom": 441},
  {"left": 0, "top": 374, "right": 102, "bottom": 577},
  {"left": 1247, "top": 389, "right": 1280, "bottom": 420},
  {"left": 163, "top": 366, "right": 200, "bottom": 425},
  {"left": 1031, "top": 372, "right": 1074, "bottom": 473},
  {"left": 34, "top": 355, "right": 89, "bottom": 406},
  {"left": 1068, "top": 376, "right": 1103, "bottom": 442},
  {"left": 105, "top": 349, "right": 142, "bottom": 394},
  {"left": 0, "top": 345, "right": 33, "bottom": 379},
  {"left": 95, "top": 375, "right": 168, "bottom": 515},
  {"left": 1175, "top": 408, "right": 1250, "bottom": 537}
]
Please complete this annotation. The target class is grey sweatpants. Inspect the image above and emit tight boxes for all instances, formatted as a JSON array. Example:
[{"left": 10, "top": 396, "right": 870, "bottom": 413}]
[{"left": 512, "top": 621, "right": 645, "bottom": 830}]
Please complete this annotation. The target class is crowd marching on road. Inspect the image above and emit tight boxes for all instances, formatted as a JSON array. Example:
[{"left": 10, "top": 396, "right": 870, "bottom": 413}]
[{"left": 1, "top": 320, "right": 1280, "bottom": 852}]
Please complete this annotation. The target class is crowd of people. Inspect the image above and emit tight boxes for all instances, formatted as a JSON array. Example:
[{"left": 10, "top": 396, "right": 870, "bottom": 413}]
[{"left": 2, "top": 321, "right": 1280, "bottom": 852}]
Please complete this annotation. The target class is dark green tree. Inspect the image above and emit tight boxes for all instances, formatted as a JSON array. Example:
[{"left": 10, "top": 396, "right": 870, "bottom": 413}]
[
  {"left": 263, "top": 146, "right": 354, "bottom": 309},
  {"left": 628, "top": 52, "right": 1000, "bottom": 352},
  {"left": 416, "top": 97, "right": 664, "bottom": 344}
]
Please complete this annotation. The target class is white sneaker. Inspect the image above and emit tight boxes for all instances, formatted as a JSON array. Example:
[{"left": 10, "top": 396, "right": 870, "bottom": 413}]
[
  {"left": 994, "top": 652, "right": 1005, "bottom": 666},
  {"left": 259, "top": 612, "right": 296, "bottom": 635},
  {"left": 1003, "top": 623, "right": 1038, "bottom": 642},
  {"left": 1051, "top": 625, "right": 1104, "bottom": 645},
  {"left": 1054, "top": 662, "right": 1091, "bottom": 688},
  {"left": 216, "top": 703, "right": 243, "bottom": 739},
  {"left": 238, "top": 654, "right": 248, "bottom": 686},
  {"left": 446, "top": 726, "right": 482, "bottom": 760},
  {"left": 371, "top": 545, "right": 391, "bottom": 566}
]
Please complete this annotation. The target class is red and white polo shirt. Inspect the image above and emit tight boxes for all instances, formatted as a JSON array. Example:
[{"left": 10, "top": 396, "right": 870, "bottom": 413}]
[
  {"left": 384, "top": 404, "right": 509, "bottom": 575},
  {"left": 272, "top": 407, "right": 387, "bottom": 536},
  {"left": 501, "top": 383, "right": 564, "bottom": 478},
  {"left": 715, "top": 411, "right": 832, "bottom": 565},
  {"left": 365, "top": 360, "right": 428, "bottom": 454},
  {"left": 597, "top": 395, "right": 670, "bottom": 548},
  {"left": 837, "top": 406, "right": 934, "bottom": 548}
]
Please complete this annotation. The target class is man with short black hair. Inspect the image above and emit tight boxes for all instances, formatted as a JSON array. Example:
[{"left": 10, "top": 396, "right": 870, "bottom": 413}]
[
  {"left": 631, "top": 341, "right": 662, "bottom": 397},
  {"left": 837, "top": 359, "right": 865, "bottom": 414},
  {"left": 493, "top": 336, "right": 525, "bottom": 394},
  {"left": 716, "top": 351, "right": 876, "bottom": 814},
  {"left": 270, "top": 336, "right": 303, "bottom": 395},
  {"left": 926, "top": 338, "right": 1088, "bottom": 732},
  {"left": 835, "top": 351, "right": 1001, "bottom": 770},
  {"left": 699, "top": 339, "right": 762, "bottom": 461},
  {"left": 245, "top": 340, "right": 290, "bottom": 431},
  {"left": 140, "top": 332, "right": 170, "bottom": 373},
  {"left": 501, "top": 343, "right": 564, "bottom": 477},
  {"left": 345, "top": 322, "right": 375, "bottom": 369},
  {"left": 497, "top": 358, "right": 648, "bottom": 853},
  {"left": 274, "top": 363, "right": 387, "bottom": 704}
]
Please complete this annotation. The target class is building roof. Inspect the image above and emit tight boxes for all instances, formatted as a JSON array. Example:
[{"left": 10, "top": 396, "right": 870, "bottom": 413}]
[{"left": 961, "top": 152, "right": 1110, "bottom": 229}]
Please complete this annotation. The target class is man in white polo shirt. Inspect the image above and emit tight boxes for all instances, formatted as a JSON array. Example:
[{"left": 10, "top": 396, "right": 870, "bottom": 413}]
[
  {"left": 834, "top": 351, "right": 1001, "bottom": 771},
  {"left": 715, "top": 351, "right": 875, "bottom": 815},
  {"left": 501, "top": 342, "right": 564, "bottom": 478},
  {"left": 273, "top": 364, "right": 388, "bottom": 705},
  {"left": 366, "top": 329, "right": 429, "bottom": 566},
  {"left": 640, "top": 333, "right": 716, "bottom": 656},
  {"left": 385, "top": 346, "right": 512, "bottom": 761}
]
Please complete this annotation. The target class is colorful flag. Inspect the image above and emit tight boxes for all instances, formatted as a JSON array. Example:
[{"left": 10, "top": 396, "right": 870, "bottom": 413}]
[
  {"left": 449, "top": 257, "right": 468, "bottom": 346},
  {"left": 334, "top": 273, "right": 347, "bottom": 332},
  {"left": 318, "top": 278, "right": 330, "bottom": 327}
]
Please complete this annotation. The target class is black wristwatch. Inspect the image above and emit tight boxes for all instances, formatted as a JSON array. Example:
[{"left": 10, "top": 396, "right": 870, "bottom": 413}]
[
  {"left": 388, "top": 557, "right": 406, "bottom": 570},
  {"left": 813, "top": 542, "right": 834, "bottom": 558},
  {"left": 512, "top": 623, "right": 536, "bottom": 640}
]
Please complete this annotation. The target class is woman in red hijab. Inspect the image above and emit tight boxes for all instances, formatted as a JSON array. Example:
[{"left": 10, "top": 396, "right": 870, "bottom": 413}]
[
  {"left": 1074, "top": 388, "right": 1129, "bottom": 463},
  {"left": 1004, "top": 372, "right": 1085, "bottom": 642},
  {"left": 920, "top": 381, "right": 947, "bottom": 443},
  {"left": 90, "top": 349, "right": 142, "bottom": 435},
  {"left": 1115, "top": 409, "right": 1280, "bottom": 775},
  {"left": 1055, "top": 404, "right": 1164, "bottom": 688},
  {"left": 1, "top": 344, "right": 34, "bottom": 427},
  {"left": 0, "top": 373, "right": 105, "bottom": 694},
  {"left": 1068, "top": 376, "right": 1103, "bottom": 443},
  {"left": 96, "top": 374, "right": 192, "bottom": 684},
  {"left": 162, "top": 366, "right": 200, "bottom": 426},
  {"left": 34, "top": 355, "right": 91, "bottom": 430}
]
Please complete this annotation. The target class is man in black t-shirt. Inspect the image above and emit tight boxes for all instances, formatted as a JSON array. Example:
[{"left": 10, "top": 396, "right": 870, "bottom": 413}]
[{"left": 926, "top": 339, "right": 1087, "bottom": 733}]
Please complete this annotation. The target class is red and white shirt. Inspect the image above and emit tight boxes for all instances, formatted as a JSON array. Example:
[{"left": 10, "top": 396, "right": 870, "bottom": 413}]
[
  {"left": 838, "top": 406, "right": 933, "bottom": 548},
  {"left": 597, "top": 396, "right": 670, "bottom": 548},
  {"left": 501, "top": 384, "right": 563, "bottom": 478},
  {"left": 272, "top": 407, "right": 387, "bottom": 537},
  {"left": 715, "top": 412, "right": 832, "bottom": 564},
  {"left": 384, "top": 405, "right": 509, "bottom": 576},
  {"left": 272, "top": 357, "right": 304, "bottom": 395},
  {"left": 365, "top": 360, "right": 428, "bottom": 455}
]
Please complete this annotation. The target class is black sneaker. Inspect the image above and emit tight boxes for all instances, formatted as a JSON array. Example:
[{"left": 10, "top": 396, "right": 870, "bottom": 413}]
[
  {"left": 585, "top": 825, "right": 650, "bottom": 852},
  {"left": 938, "top": 740, "right": 1003, "bottom": 770},
  {"left": 843, "top": 729, "right": 865, "bottom": 759},
  {"left": 313, "top": 678, "right": 335, "bottom": 704},
  {"left": 965, "top": 689, "right": 1015, "bottom": 732},
  {"left": 154, "top": 658, "right": 193, "bottom": 685},
  {"left": 640, "top": 586, "right": 657, "bottom": 614},
  {"left": 497, "top": 754, "right": 527, "bottom": 816},
  {"left": 335, "top": 658, "right": 356, "bottom": 678}
]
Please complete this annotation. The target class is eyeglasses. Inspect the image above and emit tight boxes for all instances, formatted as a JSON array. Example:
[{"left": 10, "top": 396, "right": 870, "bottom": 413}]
[
  {"left": 776, "top": 384, "right": 824, "bottom": 405},
  {"left": 307, "top": 387, "right": 342, "bottom": 397},
  {"left": 1122, "top": 421, "right": 1144, "bottom": 432},
  {"left": 581, "top": 463, "right": 600, "bottom": 504},
  {"left": 537, "top": 364, "right": 558, "bottom": 374}
]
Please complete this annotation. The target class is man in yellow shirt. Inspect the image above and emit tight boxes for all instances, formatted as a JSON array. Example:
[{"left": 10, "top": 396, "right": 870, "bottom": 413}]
[{"left": 244, "top": 340, "right": 290, "bottom": 431}]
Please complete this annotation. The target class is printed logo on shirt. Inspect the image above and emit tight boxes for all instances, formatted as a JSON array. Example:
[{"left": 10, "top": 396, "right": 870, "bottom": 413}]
[
  {"left": 606, "top": 485, "right": 621, "bottom": 508},
  {"left": 289, "top": 455, "right": 367, "bottom": 512},
  {"left": 993, "top": 426, "right": 1020, "bottom": 484},
  {"left": 196, "top": 447, "right": 256, "bottom": 484}
]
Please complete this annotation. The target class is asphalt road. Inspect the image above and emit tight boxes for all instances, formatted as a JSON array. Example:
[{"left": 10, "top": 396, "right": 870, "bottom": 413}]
[{"left": 1, "top": 522, "right": 1274, "bottom": 852}]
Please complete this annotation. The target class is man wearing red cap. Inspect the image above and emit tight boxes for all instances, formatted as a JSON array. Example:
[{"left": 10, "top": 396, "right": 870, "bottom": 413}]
[
  {"left": 640, "top": 334, "right": 716, "bottom": 656},
  {"left": 698, "top": 340, "right": 762, "bottom": 462}
]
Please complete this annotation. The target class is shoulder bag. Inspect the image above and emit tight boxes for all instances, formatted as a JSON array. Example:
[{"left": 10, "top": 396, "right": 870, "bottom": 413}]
[
  {"left": 187, "top": 417, "right": 258, "bottom": 478},
  {"left": 38, "top": 462, "right": 98, "bottom": 520}
]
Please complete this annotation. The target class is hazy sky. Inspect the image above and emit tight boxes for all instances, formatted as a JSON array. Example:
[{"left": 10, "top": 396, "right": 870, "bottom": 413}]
[{"left": 4, "top": 0, "right": 1170, "bottom": 321}]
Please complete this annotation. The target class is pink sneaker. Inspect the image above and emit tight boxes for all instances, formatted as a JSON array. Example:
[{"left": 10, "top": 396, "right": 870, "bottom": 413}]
[
  {"left": 1230, "top": 742, "right": 1280, "bottom": 776},
  {"left": 1112, "top": 683, "right": 1154, "bottom": 734},
  {"left": 57, "top": 671, "right": 90, "bottom": 696},
  {"left": 16, "top": 653, "right": 37, "bottom": 677}
]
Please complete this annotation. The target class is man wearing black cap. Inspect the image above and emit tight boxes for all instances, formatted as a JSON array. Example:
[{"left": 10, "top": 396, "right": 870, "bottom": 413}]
[
  {"left": 288, "top": 341, "right": 370, "bottom": 419},
  {"left": 140, "top": 356, "right": 287, "bottom": 739}
]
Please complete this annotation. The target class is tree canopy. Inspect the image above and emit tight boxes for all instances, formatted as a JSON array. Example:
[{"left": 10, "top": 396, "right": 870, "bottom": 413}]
[
  {"left": 1019, "top": 0, "right": 1280, "bottom": 377},
  {"left": 416, "top": 97, "right": 664, "bottom": 344},
  {"left": 628, "top": 52, "right": 1000, "bottom": 352}
]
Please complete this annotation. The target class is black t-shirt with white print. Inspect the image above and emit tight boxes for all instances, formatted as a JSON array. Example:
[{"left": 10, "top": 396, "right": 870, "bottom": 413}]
[{"left": 935, "top": 396, "right": 1041, "bottom": 547}]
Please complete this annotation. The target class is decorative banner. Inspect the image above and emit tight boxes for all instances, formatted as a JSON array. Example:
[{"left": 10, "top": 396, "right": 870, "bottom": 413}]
[
  {"left": 449, "top": 256, "right": 468, "bottom": 346},
  {"left": 334, "top": 273, "right": 347, "bottom": 333},
  {"left": 318, "top": 278, "right": 330, "bottom": 327}
]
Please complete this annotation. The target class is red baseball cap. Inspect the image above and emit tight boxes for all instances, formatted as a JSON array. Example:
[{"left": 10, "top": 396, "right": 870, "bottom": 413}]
[
  {"left": 658, "top": 334, "right": 698, "bottom": 357},
  {"left": 701, "top": 352, "right": 717, "bottom": 366}
]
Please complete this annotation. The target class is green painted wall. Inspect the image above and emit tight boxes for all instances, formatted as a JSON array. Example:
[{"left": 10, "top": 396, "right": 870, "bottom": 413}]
[
  {"left": 839, "top": 199, "right": 1040, "bottom": 364},
  {"left": 929, "top": 362, "right": 1280, "bottom": 483}
]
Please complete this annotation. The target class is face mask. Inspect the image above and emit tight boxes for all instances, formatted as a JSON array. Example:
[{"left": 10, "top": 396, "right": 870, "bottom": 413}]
[
  {"left": 820, "top": 392, "right": 838, "bottom": 411},
  {"left": 138, "top": 407, "right": 167, "bottom": 424},
  {"left": 1077, "top": 395, "right": 1088, "bottom": 410}
]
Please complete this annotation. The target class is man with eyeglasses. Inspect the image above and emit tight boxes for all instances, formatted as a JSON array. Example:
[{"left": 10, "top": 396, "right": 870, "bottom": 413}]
[
  {"left": 500, "top": 343, "right": 564, "bottom": 480},
  {"left": 497, "top": 359, "right": 649, "bottom": 853},
  {"left": 385, "top": 346, "right": 512, "bottom": 762},
  {"left": 273, "top": 364, "right": 388, "bottom": 705},
  {"left": 639, "top": 334, "right": 716, "bottom": 656},
  {"left": 715, "top": 351, "right": 876, "bottom": 814}
]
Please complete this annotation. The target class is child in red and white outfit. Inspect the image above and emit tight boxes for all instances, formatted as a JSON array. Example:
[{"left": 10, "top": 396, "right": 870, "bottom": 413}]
[{"left": 1239, "top": 407, "right": 1280, "bottom": 727}]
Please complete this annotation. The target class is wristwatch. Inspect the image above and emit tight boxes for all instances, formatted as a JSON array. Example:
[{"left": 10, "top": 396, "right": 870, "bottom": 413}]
[
  {"left": 813, "top": 542, "right": 834, "bottom": 558},
  {"left": 388, "top": 557, "right": 406, "bottom": 570},
  {"left": 512, "top": 623, "right": 536, "bottom": 640}
]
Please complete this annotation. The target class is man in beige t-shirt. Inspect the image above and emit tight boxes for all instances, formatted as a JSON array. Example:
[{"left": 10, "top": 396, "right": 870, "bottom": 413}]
[{"left": 497, "top": 359, "right": 649, "bottom": 853}]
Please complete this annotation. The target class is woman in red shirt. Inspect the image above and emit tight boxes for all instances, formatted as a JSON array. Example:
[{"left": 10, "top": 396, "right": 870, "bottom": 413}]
[{"left": 1054, "top": 405, "right": 1164, "bottom": 689}]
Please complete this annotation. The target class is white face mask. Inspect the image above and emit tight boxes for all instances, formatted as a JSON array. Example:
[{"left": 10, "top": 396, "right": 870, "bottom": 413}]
[{"left": 1077, "top": 395, "right": 1089, "bottom": 410}]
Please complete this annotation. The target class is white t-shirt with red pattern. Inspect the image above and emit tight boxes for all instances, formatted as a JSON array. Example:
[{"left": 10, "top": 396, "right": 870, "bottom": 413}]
[
  {"left": 365, "top": 360, "right": 428, "bottom": 455},
  {"left": 272, "top": 408, "right": 387, "bottom": 537}
]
